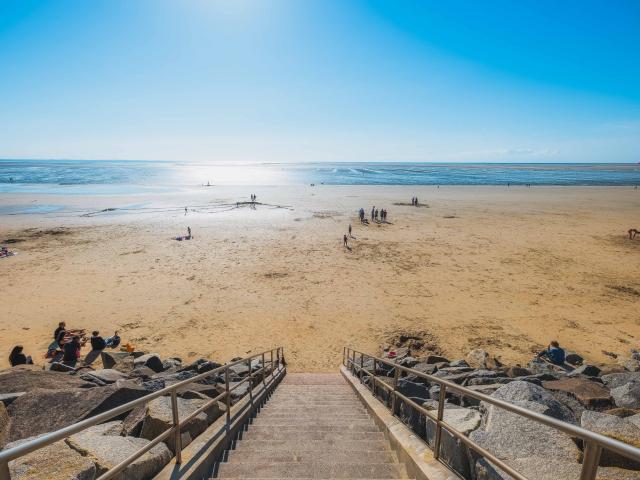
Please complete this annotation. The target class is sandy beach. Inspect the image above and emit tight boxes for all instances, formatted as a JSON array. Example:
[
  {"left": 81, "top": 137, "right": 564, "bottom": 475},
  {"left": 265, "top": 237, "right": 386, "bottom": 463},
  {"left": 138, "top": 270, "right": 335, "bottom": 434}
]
[{"left": 0, "top": 185, "right": 638, "bottom": 371}]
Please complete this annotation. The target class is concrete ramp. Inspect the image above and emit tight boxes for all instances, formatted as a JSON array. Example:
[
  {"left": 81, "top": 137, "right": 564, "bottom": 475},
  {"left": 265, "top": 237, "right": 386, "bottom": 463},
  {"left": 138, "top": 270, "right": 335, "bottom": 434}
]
[{"left": 214, "top": 373, "right": 411, "bottom": 479}]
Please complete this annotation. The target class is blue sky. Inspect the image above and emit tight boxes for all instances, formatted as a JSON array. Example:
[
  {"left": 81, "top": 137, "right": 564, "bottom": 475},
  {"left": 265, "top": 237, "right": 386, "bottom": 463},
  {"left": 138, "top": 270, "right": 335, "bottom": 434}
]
[{"left": 0, "top": 0, "right": 639, "bottom": 163}]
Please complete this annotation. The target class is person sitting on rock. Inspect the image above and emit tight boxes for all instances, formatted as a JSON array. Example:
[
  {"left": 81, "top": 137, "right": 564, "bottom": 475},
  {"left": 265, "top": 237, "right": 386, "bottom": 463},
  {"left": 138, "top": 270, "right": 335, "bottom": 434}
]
[
  {"left": 90, "top": 331, "right": 107, "bottom": 351},
  {"left": 62, "top": 336, "right": 82, "bottom": 368},
  {"left": 9, "top": 345, "right": 32, "bottom": 367},
  {"left": 105, "top": 331, "right": 121, "bottom": 349},
  {"left": 537, "top": 340, "right": 566, "bottom": 365}
]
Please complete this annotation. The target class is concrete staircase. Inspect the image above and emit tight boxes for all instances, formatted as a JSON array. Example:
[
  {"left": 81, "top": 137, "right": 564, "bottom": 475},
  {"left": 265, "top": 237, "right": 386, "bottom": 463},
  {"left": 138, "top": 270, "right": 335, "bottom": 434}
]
[{"left": 214, "top": 373, "right": 411, "bottom": 479}]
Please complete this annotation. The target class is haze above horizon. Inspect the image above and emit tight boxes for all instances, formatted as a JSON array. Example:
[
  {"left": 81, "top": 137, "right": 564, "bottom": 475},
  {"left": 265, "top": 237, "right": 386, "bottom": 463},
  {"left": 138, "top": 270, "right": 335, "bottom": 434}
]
[{"left": 1, "top": 0, "right": 639, "bottom": 164}]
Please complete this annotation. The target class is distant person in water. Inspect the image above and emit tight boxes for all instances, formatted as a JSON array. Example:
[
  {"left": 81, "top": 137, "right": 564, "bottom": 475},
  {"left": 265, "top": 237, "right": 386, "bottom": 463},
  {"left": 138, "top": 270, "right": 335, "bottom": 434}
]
[
  {"left": 537, "top": 340, "right": 565, "bottom": 366},
  {"left": 629, "top": 228, "right": 638, "bottom": 240},
  {"left": 9, "top": 346, "right": 32, "bottom": 367},
  {"left": 62, "top": 336, "right": 82, "bottom": 367}
]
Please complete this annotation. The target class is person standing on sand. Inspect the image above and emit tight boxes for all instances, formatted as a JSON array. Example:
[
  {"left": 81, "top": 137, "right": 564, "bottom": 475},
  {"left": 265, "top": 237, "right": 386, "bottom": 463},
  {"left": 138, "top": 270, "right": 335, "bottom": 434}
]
[
  {"left": 184, "top": 207, "right": 188, "bottom": 216},
  {"left": 348, "top": 224, "right": 352, "bottom": 237},
  {"left": 375, "top": 209, "right": 379, "bottom": 222},
  {"left": 187, "top": 226, "right": 191, "bottom": 238},
  {"left": 343, "top": 234, "right": 348, "bottom": 248},
  {"left": 371, "top": 206, "right": 375, "bottom": 221}
]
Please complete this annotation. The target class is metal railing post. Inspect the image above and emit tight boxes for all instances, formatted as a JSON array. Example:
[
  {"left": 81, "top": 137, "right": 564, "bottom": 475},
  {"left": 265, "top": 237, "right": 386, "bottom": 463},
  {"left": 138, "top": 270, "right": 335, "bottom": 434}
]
[
  {"left": 270, "top": 349, "right": 275, "bottom": 380},
  {"left": 0, "top": 460, "right": 10, "bottom": 480},
  {"left": 261, "top": 353, "right": 266, "bottom": 389},
  {"left": 359, "top": 354, "right": 364, "bottom": 380},
  {"left": 342, "top": 347, "right": 346, "bottom": 366},
  {"left": 391, "top": 365, "right": 400, "bottom": 413},
  {"left": 372, "top": 358, "right": 377, "bottom": 395},
  {"left": 225, "top": 367, "right": 231, "bottom": 425},
  {"left": 580, "top": 441, "right": 602, "bottom": 480},
  {"left": 351, "top": 350, "right": 356, "bottom": 376},
  {"left": 247, "top": 358, "right": 254, "bottom": 404},
  {"left": 434, "top": 384, "right": 446, "bottom": 460},
  {"left": 170, "top": 390, "right": 182, "bottom": 464}
]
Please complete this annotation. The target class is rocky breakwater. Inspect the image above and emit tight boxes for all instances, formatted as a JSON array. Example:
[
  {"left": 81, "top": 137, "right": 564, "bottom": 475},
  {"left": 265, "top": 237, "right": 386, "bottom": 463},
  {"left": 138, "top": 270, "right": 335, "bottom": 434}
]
[
  {"left": 359, "top": 346, "right": 640, "bottom": 480},
  {"left": 0, "top": 351, "right": 269, "bottom": 480}
]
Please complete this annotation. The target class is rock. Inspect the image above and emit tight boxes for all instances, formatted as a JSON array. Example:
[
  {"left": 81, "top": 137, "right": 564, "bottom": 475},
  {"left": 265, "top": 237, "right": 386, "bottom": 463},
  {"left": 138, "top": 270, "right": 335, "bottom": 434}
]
[
  {"left": 128, "top": 366, "right": 157, "bottom": 380},
  {"left": 565, "top": 351, "right": 584, "bottom": 367},
  {"left": 399, "top": 356, "right": 419, "bottom": 368},
  {"left": 424, "top": 407, "right": 481, "bottom": 479},
  {"left": 424, "top": 355, "right": 450, "bottom": 364},
  {"left": 67, "top": 421, "right": 171, "bottom": 479},
  {"left": 49, "top": 362, "right": 76, "bottom": 372},
  {"left": 466, "top": 349, "right": 502, "bottom": 370},
  {"left": 490, "top": 381, "right": 575, "bottom": 422},
  {"left": 611, "top": 380, "right": 640, "bottom": 408},
  {"left": 475, "top": 456, "right": 581, "bottom": 480},
  {"left": 470, "top": 382, "right": 581, "bottom": 479},
  {"left": 504, "top": 366, "right": 532, "bottom": 378},
  {"left": 397, "top": 378, "right": 430, "bottom": 402},
  {"left": 618, "top": 357, "right": 640, "bottom": 372},
  {"left": 196, "top": 360, "right": 222, "bottom": 375},
  {"left": 580, "top": 410, "right": 640, "bottom": 470},
  {"left": 80, "top": 369, "right": 129, "bottom": 384},
  {"left": 7, "top": 384, "right": 149, "bottom": 442},
  {"left": 598, "top": 467, "right": 640, "bottom": 479},
  {"left": 0, "top": 368, "right": 96, "bottom": 393},
  {"left": 528, "top": 358, "right": 568, "bottom": 375},
  {"left": 568, "top": 364, "right": 601, "bottom": 377},
  {"left": 122, "top": 405, "right": 147, "bottom": 437},
  {"left": 0, "top": 403, "right": 9, "bottom": 449},
  {"left": 133, "top": 353, "right": 164, "bottom": 373},
  {"left": 178, "top": 358, "right": 208, "bottom": 372},
  {"left": 448, "top": 359, "right": 470, "bottom": 368},
  {"left": 542, "top": 377, "right": 613, "bottom": 410},
  {"left": 466, "top": 376, "right": 514, "bottom": 387},
  {"left": 434, "top": 369, "right": 501, "bottom": 385},
  {"left": 605, "top": 408, "right": 640, "bottom": 418},
  {"left": 228, "top": 363, "right": 250, "bottom": 377},
  {"left": 405, "top": 362, "right": 438, "bottom": 382},
  {"left": 602, "top": 372, "right": 640, "bottom": 389},
  {"left": 101, "top": 351, "right": 134, "bottom": 370},
  {"left": 5, "top": 436, "right": 96, "bottom": 480},
  {"left": 162, "top": 358, "right": 182, "bottom": 371},
  {"left": 0, "top": 392, "right": 25, "bottom": 407},
  {"left": 140, "top": 395, "right": 223, "bottom": 452},
  {"left": 600, "top": 364, "right": 628, "bottom": 376}
]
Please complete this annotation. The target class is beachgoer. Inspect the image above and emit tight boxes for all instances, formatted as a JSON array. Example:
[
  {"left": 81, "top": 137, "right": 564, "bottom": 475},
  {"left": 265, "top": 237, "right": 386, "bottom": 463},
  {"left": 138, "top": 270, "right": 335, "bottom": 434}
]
[
  {"left": 415, "top": 197, "right": 418, "bottom": 205},
  {"left": 629, "top": 228, "right": 638, "bottom": 240},
  {"left": 537, "top": 340, "right": 566, "bottom": 366},
  {"left": 184, "top": 207, "right": 188, "bottom": 216},
  {"left": 187, "top": 226, "right": 191, "bottom": 238},
  {"left": 9, "top": 346, "right": 32, "bottom": 367},
  {"left": 105, "top": 331, "right": 121, "bottom": 349},
  {"left": 348, "top": 224, "right": 352, "bottom": 237},
  {"left": 371, "top": 207, "right": 375, "bottom": 221},
  {"left": 55, "top": 322, "right": 67, "bottom": 347},
  {"left": 62, "top": 336, "right": 82, "bottom": 367},
  {"left": 54, "top": 322, "right": 66, "bottom": 341},
  {"left": 375, "top": 209, "right": 379, "bottom": 221},
  {"left": 343, "top": 234, "right": 348, "bottom": 247},
  {"left": 90, "top": 331, "right": 107, "bottom": 351}
]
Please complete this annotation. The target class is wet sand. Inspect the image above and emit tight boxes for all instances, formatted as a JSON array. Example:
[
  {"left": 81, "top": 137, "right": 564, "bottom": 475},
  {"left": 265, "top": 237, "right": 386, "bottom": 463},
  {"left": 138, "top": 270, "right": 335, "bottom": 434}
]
[{"left": 0, "top": 186, "right": 639, "bottom": 371}]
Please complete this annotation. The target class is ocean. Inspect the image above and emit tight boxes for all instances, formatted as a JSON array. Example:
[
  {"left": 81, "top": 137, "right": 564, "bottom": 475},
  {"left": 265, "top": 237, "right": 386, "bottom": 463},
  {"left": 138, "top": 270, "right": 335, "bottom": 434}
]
[{"left": 1, "top": 160, "right": 639, "bottom": 194}]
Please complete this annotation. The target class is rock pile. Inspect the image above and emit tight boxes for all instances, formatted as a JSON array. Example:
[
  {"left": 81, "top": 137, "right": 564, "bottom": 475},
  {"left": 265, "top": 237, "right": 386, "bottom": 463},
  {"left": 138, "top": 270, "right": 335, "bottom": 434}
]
[
  {"left": 0, "top": 351, "right": 267, "bottom": 480},
  {"left": 363, "top": 346, "right": 640, "bottom": 480}
]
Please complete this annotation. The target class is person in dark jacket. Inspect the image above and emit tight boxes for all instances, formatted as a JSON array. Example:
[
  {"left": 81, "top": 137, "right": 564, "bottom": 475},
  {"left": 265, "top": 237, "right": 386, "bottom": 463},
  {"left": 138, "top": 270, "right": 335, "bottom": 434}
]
[
  {"left": 537, "top": 340, "right": 566, "bottom": 365},
  {"left": 90, "top": 331, "right": 106, "bottom": 351},
  {"left": 62, "top": 336, "right": 81, "bottom": 367},
  {"left": 9, "top": 346, "right": 32, "bottom": 367}
]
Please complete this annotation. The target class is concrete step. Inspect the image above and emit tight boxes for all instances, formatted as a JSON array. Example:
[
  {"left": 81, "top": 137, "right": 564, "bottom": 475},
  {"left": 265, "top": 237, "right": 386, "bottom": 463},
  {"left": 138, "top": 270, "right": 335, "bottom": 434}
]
[
  {"left": 216, "top": 461, "right": 407, "bottom": 478},
  {"left": 225, "top": 450, "right": 397, "bottom": 464},
  {"left": 281, "top": 374, "right": 346, "bottom": 385},
  {"left": 255, "top": 413, "right": 371, "bottom": 420},
  {"left": 232, "top": 439, "right": 391, "bottom": 453},
  {"left": 257, "top": 409, "right": 369, "bottom": 417},
  {"left": 251, "top": 419, "right": 375, "bottom": 428},
  {"left": 239, "top": 430, "right": 385, "bottom": 442},
  {"left": 244, "top": 425, "right": 381, "bottom": 434}
]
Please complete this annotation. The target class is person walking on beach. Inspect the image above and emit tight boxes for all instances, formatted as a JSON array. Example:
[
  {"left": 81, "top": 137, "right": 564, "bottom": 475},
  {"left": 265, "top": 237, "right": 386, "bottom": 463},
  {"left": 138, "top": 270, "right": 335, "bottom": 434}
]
[
  {"left": 348, "top": 224, "right": 352, "bottom": 237},
  {"left": 187, "top": 226, "right": 191, "bottom": 238},
  {"left": 415, "top": 196, "right": 419, "bottom": 205},
  {"left": 371, "top": 206, "right": 375, "bottom": 221},
  {"left": 343, "top": 234, "right": 348, "bottom": 248},
  {"left": 375, "top": 209, "right": 379, "bottom": 222}
]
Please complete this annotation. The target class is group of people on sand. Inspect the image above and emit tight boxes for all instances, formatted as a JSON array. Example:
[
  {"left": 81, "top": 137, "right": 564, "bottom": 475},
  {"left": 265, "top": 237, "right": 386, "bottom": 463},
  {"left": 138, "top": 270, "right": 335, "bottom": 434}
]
[
  {"left": 411, "top": 197, "right": 419, "bottom": 206},
  {"left": 0, "top": 245, "right": 15, "bottom": 258},
  {"left": 48, "top": 322, "right": 120, "bottom": 368},
  {"left": 370, "top": 206, "right": 389, "bottom": 223}
]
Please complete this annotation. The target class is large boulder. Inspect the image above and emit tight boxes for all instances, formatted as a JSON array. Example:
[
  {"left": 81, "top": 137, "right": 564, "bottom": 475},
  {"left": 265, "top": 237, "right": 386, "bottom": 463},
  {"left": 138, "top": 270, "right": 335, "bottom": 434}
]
[
  {"left": 542, "top": 377, "right": 613, "bottom": 410},
  {"left": 611, "top": 380, "right": 640, "bottom": 409},
  {"left": 0, "top": 368, "right": 95, "bottom": 393},
  {"left": 140, "top": 395, "right": 223, "bottom": 452},
  {"left": 491, "top": 381, "right": 575, "bottom": 422},
  {"left": 602, "top": 373, "right": 640, "bottom": 389},
  {"left": 7, "top": 385, "right": 149, "bottom": 442},
  {"left": 475, "top": 456, "right": 581, "bottom": 480},
  {"left": 504, "top": 366, "right": 532, "bottom": 378},
  {"left": 466, "top": 349, "right": 502, "bottom": 370},
  {"left": 425, "top": 407, "right": 481, "bottom": 478},
  {"left": 133, "top": 353, "right": 164, "bottom": 373},
  {"left": 568, "top": 364, "right": 601, "bottom": 377},
  {"left": 580, "top": 411, "right": 640, "bottom": 470},
  {"left": 101, "top": 352, "right": 135, "bottom": 372},
  {"left": 67, "top": 421, "right": 171, "bottom": 480},
  {"left": 5, "top": 436, "right": 96, "bottom": 480},
  {"left": 618, "top": 357, "right": 640, "bottom": 372},
  {"left": 0, "top": 403, "right": 9, "bottom": 449},
  {"left": 80, "top": 369, "right": 129, "bottom": 385},
  {"left": 396, "top": 378, "right": 430, "bottom": 402},
  {"left": 565, "top": 351, "right": 584, "bottom": 367}
]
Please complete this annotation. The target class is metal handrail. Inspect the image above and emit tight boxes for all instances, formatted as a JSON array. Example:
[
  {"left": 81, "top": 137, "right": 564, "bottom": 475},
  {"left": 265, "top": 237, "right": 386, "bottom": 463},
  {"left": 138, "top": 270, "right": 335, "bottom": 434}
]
[
  {"left": 0, "top": 346, "right": 285, "bottom": 480},
  {"left": 343, "top": 347, "right": 640, "bottom": 480}
]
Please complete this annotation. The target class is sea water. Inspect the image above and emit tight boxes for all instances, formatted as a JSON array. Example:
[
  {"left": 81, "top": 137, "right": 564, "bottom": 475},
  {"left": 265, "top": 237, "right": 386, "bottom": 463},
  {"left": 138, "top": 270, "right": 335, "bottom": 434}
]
[{"left": 1, "top": 160, "right": 640, "bottom": 193}]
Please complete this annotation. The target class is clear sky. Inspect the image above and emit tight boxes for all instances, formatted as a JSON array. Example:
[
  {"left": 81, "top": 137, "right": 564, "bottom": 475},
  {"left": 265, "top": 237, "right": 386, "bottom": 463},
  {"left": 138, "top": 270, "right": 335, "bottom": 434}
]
[{"left": 0, "top": 0, "right": 639, "bottom": 163}]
